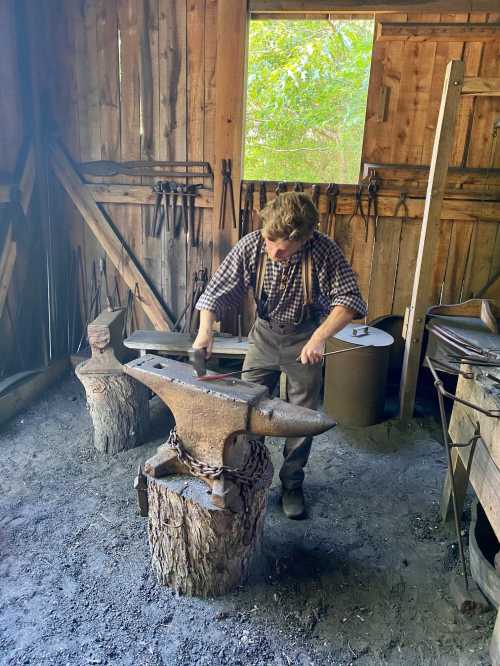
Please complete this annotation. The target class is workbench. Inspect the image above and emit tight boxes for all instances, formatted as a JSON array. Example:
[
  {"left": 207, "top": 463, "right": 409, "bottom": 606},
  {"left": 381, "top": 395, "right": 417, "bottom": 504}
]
[
  {"left": 440, "top": 367, "right": 500, "bottom": 665},
  {"left": 124, "top": 330, "right": 249, "bottom": 359}
]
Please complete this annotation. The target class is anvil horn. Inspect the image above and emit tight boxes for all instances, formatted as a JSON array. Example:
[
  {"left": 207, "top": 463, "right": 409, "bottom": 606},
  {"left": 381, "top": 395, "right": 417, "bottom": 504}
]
[{"left": 249, "top": 398, "right": 336, "bottom": 438}]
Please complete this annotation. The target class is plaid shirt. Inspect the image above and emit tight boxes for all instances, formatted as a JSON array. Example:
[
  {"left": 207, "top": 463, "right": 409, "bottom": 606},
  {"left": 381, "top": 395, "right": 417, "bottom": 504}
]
[{"left": 196, "top": 230, "right": 367, "bottom": 324}]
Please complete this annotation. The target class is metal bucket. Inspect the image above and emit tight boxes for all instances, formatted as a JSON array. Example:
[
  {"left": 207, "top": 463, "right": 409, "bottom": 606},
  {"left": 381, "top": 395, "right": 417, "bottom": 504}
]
[{"left": 323, "top": 324, "right": 393, "bottom": 427}]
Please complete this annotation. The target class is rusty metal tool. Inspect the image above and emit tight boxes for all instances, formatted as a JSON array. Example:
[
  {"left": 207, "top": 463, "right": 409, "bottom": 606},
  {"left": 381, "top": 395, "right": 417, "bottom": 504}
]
[
  {"left": 311, "top": 184, "right": 321, "bottom": 209},
  {"left": 326, "top": 183, "right": 339, "bottom": 237},
  {"left": 195, "top": 345, "right": 368, "bottom": 381},
  {"left": 347, "top": 184, "right": 368, "bottom": 240},
  {"left": 124, "top": 354, "right": 336, "bottom": 512},
  {"left": 189, "top": 347, "right": 207, "bottom": 377},
  {"left": 259, "top": 182, "right": 267, "bottom": 210},
  {"left": 367, "top": 176, "right": 379, "bottom": 241},
  {"left": 218, "top": 159, "right": 237, "bottom": 230}
]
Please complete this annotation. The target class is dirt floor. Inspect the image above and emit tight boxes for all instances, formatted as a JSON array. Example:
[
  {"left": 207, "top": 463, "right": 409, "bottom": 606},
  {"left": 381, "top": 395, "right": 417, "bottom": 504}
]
[{"left": 0, "top": 372, "right": 496, "bottom": 665}]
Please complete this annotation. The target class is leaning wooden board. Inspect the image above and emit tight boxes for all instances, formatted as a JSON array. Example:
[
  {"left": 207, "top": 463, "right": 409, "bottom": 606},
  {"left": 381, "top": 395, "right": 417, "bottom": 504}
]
[{"left": 124, "top": 330, "right": 248, "bottom": 358}]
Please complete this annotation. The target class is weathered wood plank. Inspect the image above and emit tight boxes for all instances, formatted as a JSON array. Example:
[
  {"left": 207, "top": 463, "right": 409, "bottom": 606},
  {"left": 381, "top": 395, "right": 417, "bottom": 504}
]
[
  {"left": 361, "top": 13, "right": 406, "bottom": 165},
  {"left": 88, "top": 184, "right": 213, "bottom": 207},
  {"left": 392, "top": 16, "right": 437, "bottom": 164},
  {"left": 118, "top": 0, "right": 146, "bottom": 328},
  {"left": 213, "top": 0, "right": 248, "bottom": 268},
  {"left": 462, "top": 76, "right": 500, "bottom": 95},
  {"left": 159, "top": 0, "right": 188, "bottom": 324},
  {"left": 422, "top": 14, "right": 465, "bottom": 165},
  {"left": 366, "top": 216, "right": 402, "bottom": 319},
  {"left": 249, "top": 0, "right": 500, "bottom": 11},
  {"left": 440, "top": 220, "right": 474, "bottom": 303},
  {"left": 377, "top": 21, "right": 500, "bottom": 42}
]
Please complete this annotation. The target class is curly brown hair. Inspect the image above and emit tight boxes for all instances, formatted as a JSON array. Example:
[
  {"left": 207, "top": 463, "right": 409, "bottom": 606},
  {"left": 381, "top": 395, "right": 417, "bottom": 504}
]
[{"left": 260, "top": 192, "right": 319, "bottom": 242}]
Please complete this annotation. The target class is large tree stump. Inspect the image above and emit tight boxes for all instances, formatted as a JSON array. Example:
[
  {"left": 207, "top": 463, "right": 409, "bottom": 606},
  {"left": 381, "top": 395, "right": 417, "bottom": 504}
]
[
  {"left": 76, "top": 366, "right": 149, "bottom": 454},
  {"left": 76, "top": 308, "right": 149, "bottom": 454},
  {"left": 147, "top": 474, "right": 270, "bottom": 597}
]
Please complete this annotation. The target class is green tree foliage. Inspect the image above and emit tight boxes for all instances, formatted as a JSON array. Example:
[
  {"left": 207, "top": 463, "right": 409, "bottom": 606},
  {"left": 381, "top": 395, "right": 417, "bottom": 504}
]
[{"left": 244, "top": 19, "right": 374, "bottom": 184}]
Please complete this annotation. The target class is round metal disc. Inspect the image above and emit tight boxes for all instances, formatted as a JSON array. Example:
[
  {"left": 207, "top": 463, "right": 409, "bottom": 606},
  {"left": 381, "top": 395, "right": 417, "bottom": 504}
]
[{"left": 333, "top": 323, "right": 394, "bottom": 347}]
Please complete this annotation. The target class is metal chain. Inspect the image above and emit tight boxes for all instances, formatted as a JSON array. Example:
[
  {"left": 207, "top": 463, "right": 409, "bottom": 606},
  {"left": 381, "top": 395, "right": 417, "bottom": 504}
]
[
  {"left": 165, "top": 428, "right": 271, "bottom": 542},
  {"left": 165, "top": 427, "right": 270, "bottom": 488}
]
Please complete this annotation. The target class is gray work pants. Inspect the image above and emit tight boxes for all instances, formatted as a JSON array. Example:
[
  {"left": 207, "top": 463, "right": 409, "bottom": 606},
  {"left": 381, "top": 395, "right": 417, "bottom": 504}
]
[{"left": 242, "top": 318, "right": 323, "bottom": 489}]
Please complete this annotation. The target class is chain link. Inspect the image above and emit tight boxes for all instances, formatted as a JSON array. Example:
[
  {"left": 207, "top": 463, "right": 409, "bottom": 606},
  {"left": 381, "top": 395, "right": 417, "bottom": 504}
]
[{"left": 165, "top": 428, "right": 270, "bottom": 537}]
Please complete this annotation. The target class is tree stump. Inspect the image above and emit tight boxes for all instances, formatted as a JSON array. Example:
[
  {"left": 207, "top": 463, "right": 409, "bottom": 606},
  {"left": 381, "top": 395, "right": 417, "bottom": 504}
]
[
  {"left": 147, "top": 474, "right": 270, "bottom": 596},
  {"left": 76, "top": 364, "right": 149, "bottom": 454}
]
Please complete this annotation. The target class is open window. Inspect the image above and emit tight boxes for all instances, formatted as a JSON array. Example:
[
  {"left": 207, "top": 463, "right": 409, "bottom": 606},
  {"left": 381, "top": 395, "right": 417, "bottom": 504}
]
[{"left": 243, "top": 16, "right": 375, "bottom": 184}]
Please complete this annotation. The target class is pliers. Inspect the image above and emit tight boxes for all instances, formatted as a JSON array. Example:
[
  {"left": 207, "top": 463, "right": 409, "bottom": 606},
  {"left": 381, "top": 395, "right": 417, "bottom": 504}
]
[
  {"left": 347, "top": 184, "right": 369, "bottom": 241},
  {"left": 326, "top": 183, "right": 339, "bottom": 237}
]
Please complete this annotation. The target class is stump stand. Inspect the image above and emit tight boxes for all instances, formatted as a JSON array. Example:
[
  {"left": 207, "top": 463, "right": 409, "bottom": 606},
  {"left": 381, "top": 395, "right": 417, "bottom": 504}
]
[{"left": 77, "top": 308, "right": 149, "bottom": 454}]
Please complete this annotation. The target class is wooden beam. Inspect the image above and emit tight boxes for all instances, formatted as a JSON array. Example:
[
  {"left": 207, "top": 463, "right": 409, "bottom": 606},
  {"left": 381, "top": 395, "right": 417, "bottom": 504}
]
[
  {"left": 462, "top": 77, "right": 500, "bottom": 96},
  {"left": 88, "top": 184, "right": 214, "bottom": 208},
  {"left": 399, "top": 60, "right": 465, "bottom": 420},
  {"left": 0, "top": 185, "right": 11, "bottom": 203},
  {"left": 50, "top": 143, "right": 176, "bottom": 331},
  {"left": 377, "top": 22, "right": 500, "bottom": 42},
  {"left": 19, "top": 143, "right": 35, "bottom": 215},
  {"left": 362, "top": 163, "right": 500, "bottom": 188},
  {"left": 0, "top": 225, "right": 17, "bottom": 320},
  {"left": 251, "top": 12, "right": 374, "bottom": 20},
  {"left": 249, "top": 1, "right": 500, "bottom": 13},
  {"left": 0, "top": 358, "right": 69, "bottom": 426}
]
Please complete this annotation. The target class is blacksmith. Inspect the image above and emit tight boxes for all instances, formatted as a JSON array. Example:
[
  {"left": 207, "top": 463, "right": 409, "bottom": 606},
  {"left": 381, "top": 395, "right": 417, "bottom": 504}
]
[{"left": 194, "top": 192, "right": 366, "bottom": 519}]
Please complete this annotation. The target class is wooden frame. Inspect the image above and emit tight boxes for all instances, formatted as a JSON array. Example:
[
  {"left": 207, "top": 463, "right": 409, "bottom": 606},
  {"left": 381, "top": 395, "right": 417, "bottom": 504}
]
[
  {"left": 377, "top": 22, "right": 500, "bottom": 42},
  {"left": 249, "top": 1, "right": 500, "bottom": 13},
  {"left": 50, "top": 142, "right": 176, "bottom": 331}
]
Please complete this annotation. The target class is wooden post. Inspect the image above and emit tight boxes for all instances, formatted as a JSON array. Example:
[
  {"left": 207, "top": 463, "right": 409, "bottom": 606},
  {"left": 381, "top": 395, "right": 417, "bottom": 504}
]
[
  {"left": 399, "top": 60, "right": 465, "bottom": 420},
  {"left": 76, "top": 309, "right": 149, "bottom": 454}
]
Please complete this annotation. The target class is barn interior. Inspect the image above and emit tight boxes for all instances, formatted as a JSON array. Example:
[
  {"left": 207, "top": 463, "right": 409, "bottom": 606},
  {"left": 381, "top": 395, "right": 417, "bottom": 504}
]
[{"left": 1, "top": 1, "right": 500, "bottom": 665}]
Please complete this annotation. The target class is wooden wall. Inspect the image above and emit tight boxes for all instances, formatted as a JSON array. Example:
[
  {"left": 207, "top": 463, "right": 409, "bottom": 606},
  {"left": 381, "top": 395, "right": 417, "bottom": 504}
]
[
  {"left": 358, "top": 11, "right": 500, "bottom": 320},
  {"left": 32, "top": 0, "right": 245, "bottom": 336},
  {"left": 5, "top": 1, "right": 500, "bottom": 352},
  {"left": 0, "top": 0, "right": 49, "bottom": 377}
]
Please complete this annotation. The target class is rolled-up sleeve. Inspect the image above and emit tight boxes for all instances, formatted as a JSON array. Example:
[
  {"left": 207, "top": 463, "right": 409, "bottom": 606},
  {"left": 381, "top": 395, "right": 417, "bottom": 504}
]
[
  {"left": 319, "top": 243, "right": 367, "bottom": 320},
  {"left": 195, "top": 243, "right": 246, "bottom": 320}
]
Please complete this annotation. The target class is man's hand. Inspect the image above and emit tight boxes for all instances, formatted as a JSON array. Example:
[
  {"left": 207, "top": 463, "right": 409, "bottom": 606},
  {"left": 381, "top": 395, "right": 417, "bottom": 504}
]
[
  {"left": 299, "top": 337, "right": 325, "bottom": 365},
  {"left": 192, "top": 329, "right": 214, "bottom": 357}
]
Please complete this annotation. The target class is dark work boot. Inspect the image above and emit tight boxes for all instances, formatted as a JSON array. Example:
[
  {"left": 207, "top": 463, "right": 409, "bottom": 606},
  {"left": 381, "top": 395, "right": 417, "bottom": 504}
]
[{"left": 281, "top": 486, "right": 305, "bottom": 520}]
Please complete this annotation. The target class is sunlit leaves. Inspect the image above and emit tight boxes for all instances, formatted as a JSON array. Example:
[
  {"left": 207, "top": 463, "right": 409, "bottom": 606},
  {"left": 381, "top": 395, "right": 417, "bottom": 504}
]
[{"left": 243, "top": 19, "right": 374, "bottom": 183}]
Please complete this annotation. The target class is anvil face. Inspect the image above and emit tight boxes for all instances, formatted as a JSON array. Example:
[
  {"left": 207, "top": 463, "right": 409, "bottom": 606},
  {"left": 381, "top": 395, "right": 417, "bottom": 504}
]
[{"left": 125, "top": 355, "right": 269, "bottom": 467}]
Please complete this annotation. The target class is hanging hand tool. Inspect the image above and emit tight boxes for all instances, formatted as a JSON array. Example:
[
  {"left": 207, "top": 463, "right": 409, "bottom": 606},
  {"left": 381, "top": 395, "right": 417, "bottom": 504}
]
[
  {"left": 326, "top": 183, "right": 339, "bottom": 238},
  {"left": 311, "top": 184, "right": 321, "bottom": 209},
  {"left": 195, "top": 345, "right": 369, "bottom": 381},
  {"left": 275, "top": 182, "right": 288, "bottom": 196},
  {"left": 347, "top": 184, "right": 368, "bottom": 240},
  {"left": 394, "top": 191, "right": 409, "bottom": 226},
  {"left": 218, "top": 159, "right": 237, "bottom": 230},
  {"left": 240, "top": 182, "right": 254, "bottom": 239},
  {"left": 259, "top": 182, "right": 267, "bottom": 210},
  {"left": 99, "top": 256, "right": 113, "bottom": 310},
  {"left": 171, "top": 182, "right": 180, "bottom": 235},
  {"left": 367, "top": 176, "right": 379, "bottom": 242},
  {"left": 151, "top": 181, "right": 169, "bottom": 237},
  {"left": 186, "top": 184, "right": 203, "bottom": 247}
]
